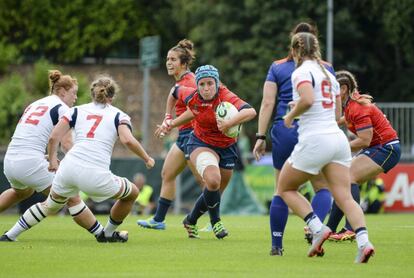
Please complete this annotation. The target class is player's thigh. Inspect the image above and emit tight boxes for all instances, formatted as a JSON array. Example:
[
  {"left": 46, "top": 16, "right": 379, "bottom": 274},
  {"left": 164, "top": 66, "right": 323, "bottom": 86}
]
[
  {"left": 278, "top": 162, "right": 312, "bottom": 192},
  {"left": 162, "top": 144, "right": 187, "bottom": 180},
  {"left": 350, "top": 155, "right": 383, "bottom": 184},
  {"left": 219, "top": 168, "right": 233, "bottom": 193},
  {"left": 4, "top": 156, "right": 53, "bottom": 193},
  {"left": 310, "top": 172, "right": 328, "bottom": 191},
  {"left": 322, "top": 162, "right": 351, "bottom": 201}
]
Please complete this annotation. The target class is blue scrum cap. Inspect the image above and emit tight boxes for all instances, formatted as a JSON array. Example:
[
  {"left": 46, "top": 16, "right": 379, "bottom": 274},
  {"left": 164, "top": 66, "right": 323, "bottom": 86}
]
[{"left": 195, "top": 65, "right": 220, "bottom": 89}]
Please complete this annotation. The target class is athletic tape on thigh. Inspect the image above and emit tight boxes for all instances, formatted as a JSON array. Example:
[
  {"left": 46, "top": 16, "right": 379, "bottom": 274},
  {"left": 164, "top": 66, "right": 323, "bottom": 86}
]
[
  {"left": 196, "top": 151, "right": 219, "bottom": 177},
  {"left": 118, "top": 178, "right": 133, "bottom": 199},
  {"left": 44, "top": 194, "right": 67, "bottom": 214},
  {"left": 68, "top": 200, "right": 87, "bottom": 217}
]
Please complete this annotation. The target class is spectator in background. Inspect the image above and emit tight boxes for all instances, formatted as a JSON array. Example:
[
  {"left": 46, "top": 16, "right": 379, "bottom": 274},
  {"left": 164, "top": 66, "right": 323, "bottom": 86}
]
[
  {"left": 326, "top": 70, "right": 400, "bottom": 241},
  {"left": 360, "top": 177, "right": 385, "bottom": 214},
  {"left": 133, "top": 173, "right": 155, "bottom": 215}
]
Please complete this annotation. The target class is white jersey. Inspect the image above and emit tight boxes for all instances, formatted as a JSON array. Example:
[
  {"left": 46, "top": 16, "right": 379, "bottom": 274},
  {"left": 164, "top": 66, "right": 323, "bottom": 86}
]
[
  {"left": 291, "top": 60, "right": 341, "bottom": 138},
  {"left": 63, "top": 102, "right": 131, "bottom": 169},
  {"left": 6, "top": 95, "right": 69, "bottom": 156}
]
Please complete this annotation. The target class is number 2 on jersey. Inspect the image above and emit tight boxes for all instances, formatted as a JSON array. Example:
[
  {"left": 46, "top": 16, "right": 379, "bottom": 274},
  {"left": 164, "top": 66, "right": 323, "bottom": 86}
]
[
  {"left": 321, "top": 80, "right": 333, "bottom": 109},
  {"left": 86, "top": 115, "right": 103, "bottom": 138},
  {"left": 24, "top": 105, "right": 49, "bottom": 125}
]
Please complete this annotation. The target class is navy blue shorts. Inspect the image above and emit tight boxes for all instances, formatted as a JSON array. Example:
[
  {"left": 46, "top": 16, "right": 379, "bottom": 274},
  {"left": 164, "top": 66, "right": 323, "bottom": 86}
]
[
  {"left": 358, "top": 140, "right": 401, "bottom": 173},
  {"left": 186, "top": 133, "right": 238, "bottom": 170},
  {"left": 176, "top": 128, "right": 193, "bottom": 155},
  {"left": 270, "top": 120, "right": 299, "bottom": 170}
]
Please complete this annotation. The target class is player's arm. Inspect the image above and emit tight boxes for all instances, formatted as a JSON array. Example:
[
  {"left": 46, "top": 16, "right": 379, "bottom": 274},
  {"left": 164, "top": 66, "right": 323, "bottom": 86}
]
[
  {"left": 170, "top": 108, "right": 195, "bottom": 128},
  {"left": 48, "top": 118, "right": 71, "bottom": 172},
  {"left": 118, "top": 124, "right": 155, "bottom": 169},
  {"left": 284, "top": 82, "right": 314, "bottom": 127},
  {"left": 217, "top": 105, "right": 256, "bottom": 134},
  {"left": 159, "top": 86, "right": 178, "bottom": 131},
  {"left": 60, "top": 130, "right": 73, "bottom": 153},
  {"left": 253, "top": 81, "right": 277, "bottom": 161},
  {"left": 257, "top": 81, "right": 277, "bottom": 135},
  {"left": 335, "top": 95, "right": 342, "bottom": 122},
  {"left": 350, "top": 127, "right": 373, "bottom": 152},
  {"left": 165, "top": 86, "right": 178, "bottom": 116}
]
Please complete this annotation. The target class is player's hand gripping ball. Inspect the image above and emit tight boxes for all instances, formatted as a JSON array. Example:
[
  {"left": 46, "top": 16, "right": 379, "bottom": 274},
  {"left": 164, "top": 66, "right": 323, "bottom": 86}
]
[{"left": 215, "top": 101, "right": 241, "bottom": 138}]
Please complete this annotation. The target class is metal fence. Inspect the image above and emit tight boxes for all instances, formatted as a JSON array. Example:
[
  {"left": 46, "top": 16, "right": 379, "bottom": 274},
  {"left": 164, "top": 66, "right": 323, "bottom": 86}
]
[{"left": 377, "top": 102, "right": 414, "bottom": 161}]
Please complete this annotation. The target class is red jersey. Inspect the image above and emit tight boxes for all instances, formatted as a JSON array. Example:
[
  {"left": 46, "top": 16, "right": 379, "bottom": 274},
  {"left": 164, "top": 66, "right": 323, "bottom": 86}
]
[
  {"left": 177, "top": 85, "right": 249, "bottom": 148},
  {"left": 344, "top": 94, "right": 398, "bottom": 146},
  {"left": 175, "top": 72, "right": 196, "bottom": 130}
]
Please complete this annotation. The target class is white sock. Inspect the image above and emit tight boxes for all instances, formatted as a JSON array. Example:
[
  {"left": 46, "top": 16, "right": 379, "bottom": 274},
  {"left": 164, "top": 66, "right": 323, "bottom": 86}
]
[
  {"left": 88, "top": 221, "right": 104, "bottom": 236},
  {"left": 6, "top": 222, "right": 27, "bottom": 240},
  {"left": 104, "top": 217, "right": 122, "bottom": 237},
  {"left": 356, "top": 230, "right": 369, "bottom": 249},
  {"left": 7, "top": 203, "right": 47, "bottom": 240},
  {"left": 307, "top": 215, "right": 323, "bottom": 234}
]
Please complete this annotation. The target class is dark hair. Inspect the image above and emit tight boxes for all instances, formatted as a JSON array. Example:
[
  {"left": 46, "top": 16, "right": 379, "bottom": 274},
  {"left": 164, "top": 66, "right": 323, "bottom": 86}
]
[
  {"left": 288, "top": 22, "right": 318, "bottom": 60},
  {"left": 336, "top": 70, "right": 373, "bottom": 105},
  {"left": 169, "top": 39, "right": 196, "bottom": 68}
]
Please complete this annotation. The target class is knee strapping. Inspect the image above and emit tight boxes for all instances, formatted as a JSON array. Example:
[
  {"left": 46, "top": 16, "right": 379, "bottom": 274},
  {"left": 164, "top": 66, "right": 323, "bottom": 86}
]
[
  {"left": 118, "top": 178, "right": 134, "bottom": 200},
  {"left": 44, "top": 194, "right": 67, "bottom": 214},
  {"left": 196, "top": 152, "right": 219, "bottom": 177},
  {"left": 68, "top": 200, "right": 87, "bottom": 217}
]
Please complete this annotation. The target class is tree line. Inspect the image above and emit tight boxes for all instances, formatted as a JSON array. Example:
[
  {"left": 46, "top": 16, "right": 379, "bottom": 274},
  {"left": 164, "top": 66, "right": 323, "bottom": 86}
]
[{"left": 0, "top": 0, "right": 413, "bottom": 143}]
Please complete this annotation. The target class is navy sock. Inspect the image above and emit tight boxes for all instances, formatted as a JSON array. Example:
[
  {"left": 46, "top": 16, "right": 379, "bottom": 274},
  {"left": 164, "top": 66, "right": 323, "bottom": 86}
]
[
  {"left": 269, "top": 196, "right": 289, "bottom": 249},
  {"left": 203, "top": 188, "right": 221, "bottom": 226},
  {"left": 345, "top": 183, "right": 360, "bottom": 231},
  {"left": 153, "top": 197, "right": 172, "bottom": 222},
  {"left": 311, "top": 188, "right": 332, "bottom": 222},
  {"left": 326, "top": 201, "right": 343, "bottom": 232},
  {"left": 187, "top": 194, "right": 208, "bottom": 225}
]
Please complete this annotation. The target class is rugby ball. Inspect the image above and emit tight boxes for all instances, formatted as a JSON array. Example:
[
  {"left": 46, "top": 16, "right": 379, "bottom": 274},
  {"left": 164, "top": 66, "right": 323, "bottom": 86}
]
[{"left": 215, "top": 101, "right": 241, "bottom": 138}]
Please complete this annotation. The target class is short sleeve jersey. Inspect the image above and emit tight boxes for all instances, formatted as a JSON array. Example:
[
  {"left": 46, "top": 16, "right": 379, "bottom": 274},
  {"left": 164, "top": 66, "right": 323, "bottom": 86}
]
[
  {"left": 266, "top": 57, "right": 335, "bottom": 120},
  {"left": 176, "top": 85, "right": 250, "bottom": 148},
  {"left": 175, "top": 72, "right": 196, "bottom": 130},
  {"left": 7, "top": 95, "right": 69, "bottom": 155},
  {"left": 344, "top": 95, "right": 398, "bottom": 146},
  {"left": 291, "top": 60, "right": 341, "bottom": 138},
  {"left": 63, "top": 102, "right": 131, "bottom": 169}
]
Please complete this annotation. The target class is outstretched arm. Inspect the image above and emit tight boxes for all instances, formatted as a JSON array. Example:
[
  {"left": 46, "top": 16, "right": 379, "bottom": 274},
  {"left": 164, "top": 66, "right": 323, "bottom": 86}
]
[{"left": 118, "top": 125, "right": 155, "bottom": 169}]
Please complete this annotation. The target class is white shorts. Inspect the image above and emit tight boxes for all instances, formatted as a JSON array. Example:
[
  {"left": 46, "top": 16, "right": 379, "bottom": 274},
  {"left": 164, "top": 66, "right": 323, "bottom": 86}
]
[
  {"left": 52, "top": 157, "right": 124, "bottom": 202},
  {"left": 288, "top": 131, "right": 352, "bottom": 175},
  {"left": 3, "top": 153, "right": 53, "bottom": 192}
]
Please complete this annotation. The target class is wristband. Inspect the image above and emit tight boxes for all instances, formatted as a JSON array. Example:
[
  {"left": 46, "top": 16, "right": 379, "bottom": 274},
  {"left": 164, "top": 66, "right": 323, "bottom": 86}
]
[{"left": 255, "top": 133, "right": 266, "bottom": 140}]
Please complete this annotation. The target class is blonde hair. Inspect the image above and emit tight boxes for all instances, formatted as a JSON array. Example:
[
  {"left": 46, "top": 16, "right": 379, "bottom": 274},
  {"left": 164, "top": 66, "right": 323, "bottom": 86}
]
[
  {"left": 291, "top": 32, "right": 332, "bottom": 91},
  {"left": 336, "top": 70, "right": 373, "bottom": 105},
  {"left": 48, "top": 70, "right": 77, "bottom": 95},
  {"left": 169, "top": 39, "right": 196, "bottom": 68},
  {"left": 90, "top": 75, "right": 119, "bottom": 104}
]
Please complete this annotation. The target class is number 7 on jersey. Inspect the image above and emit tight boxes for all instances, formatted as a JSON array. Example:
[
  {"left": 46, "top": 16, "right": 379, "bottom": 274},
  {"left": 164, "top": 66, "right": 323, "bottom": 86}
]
[{"left": 86, "top": 115, "right": 103, "bottom": 138}]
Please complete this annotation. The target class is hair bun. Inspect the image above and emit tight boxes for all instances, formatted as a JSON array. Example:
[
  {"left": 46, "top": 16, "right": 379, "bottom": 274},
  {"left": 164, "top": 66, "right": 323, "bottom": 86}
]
[
  {"left": 48, "top": 70, "right": 62, "bottom": 83},
  {"left": 178, "top": 39, "right": 194, "bottom": 51}
]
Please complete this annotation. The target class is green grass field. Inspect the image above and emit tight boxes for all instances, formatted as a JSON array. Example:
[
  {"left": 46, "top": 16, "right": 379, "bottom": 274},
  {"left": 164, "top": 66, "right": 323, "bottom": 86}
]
[{"left": 0, "top": 214, "right": 413, "bottom": 277}]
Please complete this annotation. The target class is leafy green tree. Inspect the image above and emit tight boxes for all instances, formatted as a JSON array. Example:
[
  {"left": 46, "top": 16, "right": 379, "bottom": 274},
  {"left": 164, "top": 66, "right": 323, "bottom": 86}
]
[{"left": 0, "top": 74, "right": 31, "bottom": 144}]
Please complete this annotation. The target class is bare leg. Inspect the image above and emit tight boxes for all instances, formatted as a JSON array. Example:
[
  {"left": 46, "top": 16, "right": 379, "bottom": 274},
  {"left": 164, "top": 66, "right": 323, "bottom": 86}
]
[
  {"left": 278, "top": 163, "right": 313, "bottom": 218},
  {"left": 0, "top": 188, "right": 35, "bottom": 213},
  {"left": 322, "top": 163, "right": 366, "bottom": 230}
]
